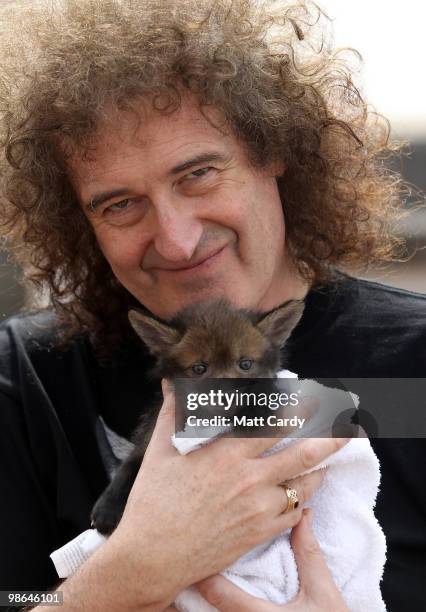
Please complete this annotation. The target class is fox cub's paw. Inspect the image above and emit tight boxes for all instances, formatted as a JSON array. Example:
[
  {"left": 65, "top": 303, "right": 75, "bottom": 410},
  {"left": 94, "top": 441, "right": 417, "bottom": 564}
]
[{"left": 90, "top": 490, "right": 126, "bottom": 535}]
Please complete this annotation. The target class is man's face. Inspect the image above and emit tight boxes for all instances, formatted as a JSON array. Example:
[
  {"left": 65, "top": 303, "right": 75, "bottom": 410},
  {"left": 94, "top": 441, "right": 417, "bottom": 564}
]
[{"left": 70, "top": 96, "right": 304, "bottom": 319}]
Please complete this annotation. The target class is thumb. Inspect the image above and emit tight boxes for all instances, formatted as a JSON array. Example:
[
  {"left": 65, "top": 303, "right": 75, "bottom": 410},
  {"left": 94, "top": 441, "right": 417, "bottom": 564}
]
[
  {"left": 145, "top": 378, "right": 176, "bottom": 458},
  {"left": 290, "top": 509, "right": 342, "bottom": 603},
  {"left": 196, "top": 575, "right": 270, "bottom": 612}
]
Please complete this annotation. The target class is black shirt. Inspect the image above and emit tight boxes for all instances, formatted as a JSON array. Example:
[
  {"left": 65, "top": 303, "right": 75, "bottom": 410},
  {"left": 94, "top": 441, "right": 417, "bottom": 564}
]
[{"left": 0, "top": 274, "right": 425, "bottom": 610}]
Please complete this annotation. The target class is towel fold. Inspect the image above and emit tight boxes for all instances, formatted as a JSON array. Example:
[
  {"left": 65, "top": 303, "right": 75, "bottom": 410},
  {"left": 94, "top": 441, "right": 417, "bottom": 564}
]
[{"left": 50, "top": 529, "right": 107, "bottom": 578}]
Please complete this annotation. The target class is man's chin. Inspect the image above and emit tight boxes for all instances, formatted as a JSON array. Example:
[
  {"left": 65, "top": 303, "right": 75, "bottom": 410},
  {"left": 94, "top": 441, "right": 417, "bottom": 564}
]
[{"left": 153, "top": 287, "right": 237, "bottom": 319}]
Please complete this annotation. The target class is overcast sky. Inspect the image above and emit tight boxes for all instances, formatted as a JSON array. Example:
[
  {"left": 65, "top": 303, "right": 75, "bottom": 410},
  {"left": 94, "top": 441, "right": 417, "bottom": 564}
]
[{"left": 320, "top": 0, "right": 426, "bottom": 141}]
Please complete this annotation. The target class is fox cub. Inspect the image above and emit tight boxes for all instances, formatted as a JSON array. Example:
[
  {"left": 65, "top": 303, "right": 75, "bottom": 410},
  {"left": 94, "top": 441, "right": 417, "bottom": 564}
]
[{"left": 91, "top": 298, "right": 304, "bottom": 535}]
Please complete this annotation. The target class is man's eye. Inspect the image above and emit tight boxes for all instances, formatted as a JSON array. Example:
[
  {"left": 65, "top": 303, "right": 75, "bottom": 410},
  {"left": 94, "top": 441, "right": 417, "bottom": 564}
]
[
  {"left": 101, "top": 198, "right": 148, "bottom": 225},
  {"left": 107, "top": 199, "right": 131, "bottom": 213},
  {"left": 186, "top": 167, "right": 213, "bottom": 181}
]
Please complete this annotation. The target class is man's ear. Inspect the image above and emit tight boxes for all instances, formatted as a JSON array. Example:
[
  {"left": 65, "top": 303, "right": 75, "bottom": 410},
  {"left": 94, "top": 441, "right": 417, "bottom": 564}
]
[
  {"left": 128, "top": 309, "right": 181, "bottom": 355},
  {"left": 255, "top": 300, "right": 305, "bottom": 347}
]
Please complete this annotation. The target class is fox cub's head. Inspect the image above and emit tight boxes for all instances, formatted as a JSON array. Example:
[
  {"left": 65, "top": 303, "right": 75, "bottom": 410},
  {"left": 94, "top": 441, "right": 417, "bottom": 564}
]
[
  {"left": 128, "top": 299, "right": 304, "bottom": 379},
  {"left": 129, "top": 300, "right": 304, "bottom": 378}
]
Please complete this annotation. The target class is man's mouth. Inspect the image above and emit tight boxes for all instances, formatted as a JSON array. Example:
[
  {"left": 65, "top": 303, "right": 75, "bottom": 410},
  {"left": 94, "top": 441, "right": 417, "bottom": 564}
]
[{"left": 156, "top": 245, "right": 227, "bottom": 274}]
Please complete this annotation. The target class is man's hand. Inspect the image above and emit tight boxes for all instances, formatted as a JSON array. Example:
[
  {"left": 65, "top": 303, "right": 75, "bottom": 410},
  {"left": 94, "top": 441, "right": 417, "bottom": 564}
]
[
  {"left": 111, "top": 380, "right": 350, "bottom": 608},
  {"left": 194, "top": 509, "right": 349, "bottom": 611}
]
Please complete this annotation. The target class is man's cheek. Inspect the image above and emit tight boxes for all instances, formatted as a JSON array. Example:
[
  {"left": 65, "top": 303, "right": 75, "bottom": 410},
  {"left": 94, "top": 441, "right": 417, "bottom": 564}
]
[
  {"left": 96, "top": 235, "right": 145, "bottom": 270},
  {"left": 108, "top": 256, "right": 143, "bottom": 278}
]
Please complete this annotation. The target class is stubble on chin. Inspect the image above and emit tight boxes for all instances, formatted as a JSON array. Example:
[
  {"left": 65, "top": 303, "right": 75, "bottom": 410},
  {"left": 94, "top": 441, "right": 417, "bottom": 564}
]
[{"left": 135, "top": 278, "right": 225, "bottom": 318}]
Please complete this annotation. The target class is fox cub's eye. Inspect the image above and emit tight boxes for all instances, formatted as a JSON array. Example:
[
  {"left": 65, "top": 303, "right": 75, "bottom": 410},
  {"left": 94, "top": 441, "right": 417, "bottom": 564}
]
[
  {"left": 192, "top": 363, "right": 207, "bottom": 376},
  {"left": 238, "top": 358, "right": 253, "bottom": 371}
]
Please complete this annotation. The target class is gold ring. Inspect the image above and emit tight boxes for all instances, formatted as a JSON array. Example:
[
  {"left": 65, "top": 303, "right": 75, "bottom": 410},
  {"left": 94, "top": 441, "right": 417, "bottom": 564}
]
[{"left": 280, "top": 484, "right": 299, "bottom": 514}]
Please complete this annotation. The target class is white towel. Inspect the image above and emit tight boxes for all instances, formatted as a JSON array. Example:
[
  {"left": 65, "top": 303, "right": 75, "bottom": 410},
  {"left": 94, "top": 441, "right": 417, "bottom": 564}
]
[
  {"left": 173, "top": 436, "right": 386, "bottom": 612},
  {"left": 173, "top": 370, "right": 386, "bottom": 612},
  {"left": 50, "top": 371, "right": 386, "bottom": 611}
]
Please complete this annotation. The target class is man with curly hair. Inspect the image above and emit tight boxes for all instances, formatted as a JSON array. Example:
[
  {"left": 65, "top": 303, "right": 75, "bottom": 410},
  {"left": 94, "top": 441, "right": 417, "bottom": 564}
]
[{"left": 0, "top": 1, "right": 425, "bottom": 610}]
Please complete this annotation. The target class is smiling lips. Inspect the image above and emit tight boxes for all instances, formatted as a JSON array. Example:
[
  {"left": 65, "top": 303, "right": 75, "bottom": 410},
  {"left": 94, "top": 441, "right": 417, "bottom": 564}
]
[{"left": 155, "top": 245, "right": 227, "bottom": 273}]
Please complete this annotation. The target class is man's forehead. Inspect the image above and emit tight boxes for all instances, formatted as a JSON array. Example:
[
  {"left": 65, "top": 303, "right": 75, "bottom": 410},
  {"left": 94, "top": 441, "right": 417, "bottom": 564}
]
[{"left": 67, "top": 97, "right": 233, "bottom": 184}]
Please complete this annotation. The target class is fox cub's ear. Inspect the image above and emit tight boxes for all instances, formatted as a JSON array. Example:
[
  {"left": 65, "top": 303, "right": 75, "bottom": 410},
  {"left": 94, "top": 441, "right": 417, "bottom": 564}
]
[
  {"left": 128, "top": 310, "right": 181, "bottom": 356},
  {"left": 256, "top": 300, "right": 305, "bottom": 348}
]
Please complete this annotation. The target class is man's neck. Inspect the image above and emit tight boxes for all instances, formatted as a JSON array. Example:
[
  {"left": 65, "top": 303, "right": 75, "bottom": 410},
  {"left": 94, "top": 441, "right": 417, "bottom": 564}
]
[{"left": 258, "top": 264, "right": 310, "bottom": 312}]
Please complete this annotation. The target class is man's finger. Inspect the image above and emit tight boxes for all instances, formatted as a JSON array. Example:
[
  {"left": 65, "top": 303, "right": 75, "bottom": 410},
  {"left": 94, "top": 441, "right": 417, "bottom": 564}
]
[
  {"left": 290, "top": 509, "right": 343, "bottom": 603},
  {"left": 196, "top": 575, "right": 270, "bottom": 612},
  {"left": 212, "top": 432, "right": 292, "bottom": 459},
  {"left": 145, "top": 378, "right": 176, "bottom": 458},
  {"left": 279, "top": 468, "right": 326, "bottom": 516},
  {"left": 260, "top": 436, "right": 351, "bottom": 484}
]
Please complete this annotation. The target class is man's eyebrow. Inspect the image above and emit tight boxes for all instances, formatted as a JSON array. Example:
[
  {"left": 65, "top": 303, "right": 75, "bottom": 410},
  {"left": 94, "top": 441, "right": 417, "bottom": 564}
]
[
  {"left": 169, "top": 152, "right": 230, "bottom": 175},
  {"left": 84, "top": 152, "right": 230, "bottom": 212}
]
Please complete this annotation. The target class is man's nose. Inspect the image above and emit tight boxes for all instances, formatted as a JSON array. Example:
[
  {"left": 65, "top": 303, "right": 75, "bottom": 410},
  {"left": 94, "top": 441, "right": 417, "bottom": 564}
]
[{"left": 153, "top": 201, "right": 203, "bottom": 263}]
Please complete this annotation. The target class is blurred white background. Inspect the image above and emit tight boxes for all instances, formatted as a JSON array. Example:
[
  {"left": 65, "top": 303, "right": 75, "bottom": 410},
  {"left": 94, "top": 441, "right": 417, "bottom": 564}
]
[{"left": 321, "top": 0, "right": 426, "bottom": 141}]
